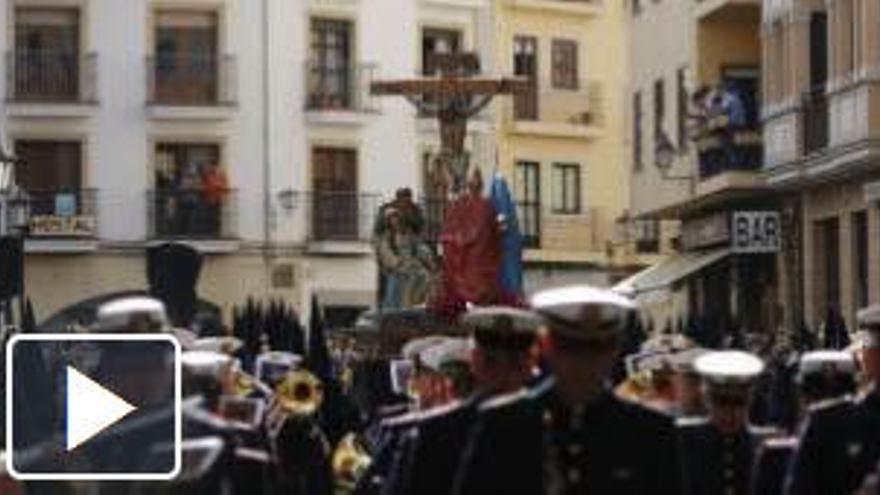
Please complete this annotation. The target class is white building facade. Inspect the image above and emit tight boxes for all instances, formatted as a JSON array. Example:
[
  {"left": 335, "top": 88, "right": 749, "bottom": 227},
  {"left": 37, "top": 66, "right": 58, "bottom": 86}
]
[{"left": 0, "top": 0, "right": 493, "bottom": 326}]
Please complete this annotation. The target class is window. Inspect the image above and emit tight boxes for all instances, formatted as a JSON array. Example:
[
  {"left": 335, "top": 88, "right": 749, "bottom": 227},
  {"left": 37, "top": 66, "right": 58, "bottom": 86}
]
[
  {"left": 154, "top": 11, "right": 219, "bottom": 104},
  {"left": 635, "top": 219, "right": 660, "bottom": 254},
  {"left": 551, "top": 39, "right": 578, "bottom": 90},
  {"left": 14, "top": 140, "right": 82, "bottom": 200},
  {"left": 420, "top": 28, "right": 462, "bottom": 116},
  {"left": 552, "top": 163, "right": 581, "bottom": 214},
  {"left": 513, "top": 36, "right": 538, "bottom": 120},
  {"left": 809, "top": 13, "right": 828, "bottom": 92},
  {"left": 13, "top": 7, "right": 80, "bottom": 101},
  {"left": 515, "top": 161, "right": 541, "bottom": 248},
  {"left": 422, "top": 28, "right": 461, "bottom": 76},
  {"left": 309, "top": 19, "right": 352, "bottom": 109},
  {"left": 677, "top": 68, "right": 688, "bottom": 150},
  {"left": 153, "top": 143, "right": 224, "bottom": 238},
  {"left": 15, "top": 140, "right": 94, "bottom": 237},
  {"left": 312, "top": 147, "right": 359, "bottom": 241},
  {"left": 653, "top": 78, "right": 665, "bottom": 141},
  {"left": 841, "top": 0, "right": 856, "bottom": 75},
  {"left": 633, "top": 91, "right": 643, "bottom": 171}
]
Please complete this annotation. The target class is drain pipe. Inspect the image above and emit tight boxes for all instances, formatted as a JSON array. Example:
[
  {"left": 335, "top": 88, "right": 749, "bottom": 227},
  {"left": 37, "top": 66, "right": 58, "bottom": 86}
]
[{"left": 261, "top": 0, "right": 272, "bottom": 261}]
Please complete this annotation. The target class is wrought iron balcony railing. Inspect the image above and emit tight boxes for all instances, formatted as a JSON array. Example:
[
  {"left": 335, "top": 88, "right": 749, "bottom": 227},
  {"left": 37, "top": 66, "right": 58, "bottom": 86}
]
[
  {"left": 6, "top": 50, "right": 98, "bottom": 103},
  {"left": 26, "top": 188, "right": 98, "bottom": 238},
  {"left": 146, "top": 54, "right": 237, "bottom": 106},
  {"left": 305, "top": 61, "right": 378, "bottom": 112},
  {"left": 305, "top": 191, "right": 381, "bottom": 242},
  {"left": 508, "top": 79, "right": 603, "bottom": 127},
  {"left": 147, "top": 188, "right": 238, "bottom": 240},
  {"left": 694, "top": 115, "right": 763, "bottom": 180}
]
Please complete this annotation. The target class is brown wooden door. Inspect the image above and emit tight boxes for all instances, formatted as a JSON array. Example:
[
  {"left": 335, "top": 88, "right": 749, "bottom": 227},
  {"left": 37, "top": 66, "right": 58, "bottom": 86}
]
[
  {"left": 312, "top": 148, "right": 358, "bottom": 240},
  {"left": 513, "top": 36, "right": 538, "bottom": 120}
]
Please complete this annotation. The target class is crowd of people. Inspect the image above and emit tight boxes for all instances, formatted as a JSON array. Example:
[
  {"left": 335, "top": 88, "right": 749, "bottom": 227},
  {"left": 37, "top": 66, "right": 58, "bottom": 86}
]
[{"left": 1, "top": 283, "right": 879, "bottom": 495}]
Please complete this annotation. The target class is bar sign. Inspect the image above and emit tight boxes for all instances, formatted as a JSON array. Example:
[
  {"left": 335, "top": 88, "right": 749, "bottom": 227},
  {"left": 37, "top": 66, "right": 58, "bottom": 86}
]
[{"left": 732, "top": 211, "right": 781, "bottom": 254}]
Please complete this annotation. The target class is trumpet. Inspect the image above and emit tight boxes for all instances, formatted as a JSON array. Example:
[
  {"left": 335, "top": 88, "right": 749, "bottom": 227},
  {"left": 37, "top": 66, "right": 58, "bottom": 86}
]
[
  {"left": 231, "top": 369, "right": 258, "bottom": 397},
  {"left": 332, "top": 432, "right": 372, "bottom": 492},
  {"left": 275, "top": 369, "right": 324, "bottom": 417}
]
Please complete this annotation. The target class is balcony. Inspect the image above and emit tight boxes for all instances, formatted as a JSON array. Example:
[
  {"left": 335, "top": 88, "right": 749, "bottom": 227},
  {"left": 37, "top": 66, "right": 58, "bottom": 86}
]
[
  {"left": 145, "top": 54, "right": 237, "bottom": 120},
  {"left": 695, "top": 115, "right": 763, "bottom": 180},
  {"left": 694, "top": 0, "right": 760, "bottom": 22},
  {"left": 504, "top": 80, "right": 603, "bottom": 139},
  {"left": 147, "top": 189, "right": 238, "bottom": 243},
  {"left": 305, "top": 191, "right": 381, "bottom": 254},
  {"left": 5, "top": 51, "right": 97, "bottom": 118},
  {"left": 305, "top": 62, "right": 378, "bottom": 126},
  {"left": 23, "top": 189, "right": 98, "bottom": 252},
  {"left": 504, "top": 0, "right": 603, "bottom": 16}
]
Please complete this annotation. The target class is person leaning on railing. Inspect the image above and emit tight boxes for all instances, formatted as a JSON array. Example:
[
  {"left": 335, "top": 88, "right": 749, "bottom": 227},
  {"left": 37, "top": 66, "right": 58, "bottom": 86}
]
[{"left": 202, "top": 164, "right": 229, "bottom": 235}]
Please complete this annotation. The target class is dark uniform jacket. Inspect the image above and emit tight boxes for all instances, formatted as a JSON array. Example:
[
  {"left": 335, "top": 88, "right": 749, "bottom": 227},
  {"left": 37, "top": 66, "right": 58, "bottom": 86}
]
[
  {"left": 453, "top": 380, "right": 681, "bottom": 495},
  {"left": 385, "top": 397, "right": 480, "bottom": 495},
  {"left": 751, "top": 436, "right": 797, "bottom": 495},
  {"left": 353, "top": 411, "right": 421, "bottom": 495},
  {"left": 786, "top": 393, "right": 880, "bottom": 495},
  {"left": 678, "top": 417, "right": 778, "bottom": 495}
]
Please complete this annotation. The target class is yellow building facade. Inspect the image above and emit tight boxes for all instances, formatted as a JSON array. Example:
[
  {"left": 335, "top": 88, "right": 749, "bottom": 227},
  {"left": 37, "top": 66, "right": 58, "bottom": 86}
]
[{"left": 491, "top": 0, "right": 640, "bottom": 292}]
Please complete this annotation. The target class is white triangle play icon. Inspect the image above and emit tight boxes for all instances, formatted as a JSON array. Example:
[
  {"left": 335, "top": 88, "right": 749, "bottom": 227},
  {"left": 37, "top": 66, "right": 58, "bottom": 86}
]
[{"left": 66, "top": 366, "right": 137, "bottom": 452}]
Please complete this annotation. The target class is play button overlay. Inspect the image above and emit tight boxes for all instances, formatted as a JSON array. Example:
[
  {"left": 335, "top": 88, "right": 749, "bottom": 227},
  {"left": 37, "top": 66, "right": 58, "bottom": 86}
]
[
  {"left": 66, "top": 366, "right": 137, "bottom": 452},
  {"left": 5, "top": 334, "right": 181, "bottom": 480}
]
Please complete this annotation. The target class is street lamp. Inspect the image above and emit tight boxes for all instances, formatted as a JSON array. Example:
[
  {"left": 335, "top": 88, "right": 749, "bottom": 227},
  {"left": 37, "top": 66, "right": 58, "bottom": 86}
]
[
  {"left": 654, "top": 130, "right": 695, "bottom": 194},
  {"left": 0, "top": 148, "right": 29, "bottom": 235}
]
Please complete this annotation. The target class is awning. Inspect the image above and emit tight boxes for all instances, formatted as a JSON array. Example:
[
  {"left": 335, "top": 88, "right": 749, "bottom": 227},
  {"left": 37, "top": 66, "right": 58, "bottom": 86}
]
[{"left": 613, "top": 247, "right": 731, "bottom": 297}]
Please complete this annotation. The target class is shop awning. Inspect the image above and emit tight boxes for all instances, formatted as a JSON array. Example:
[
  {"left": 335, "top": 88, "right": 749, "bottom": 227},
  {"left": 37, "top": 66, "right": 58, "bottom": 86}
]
[{"left": 613, "top": 247, "right": 731, "bottom": 297}]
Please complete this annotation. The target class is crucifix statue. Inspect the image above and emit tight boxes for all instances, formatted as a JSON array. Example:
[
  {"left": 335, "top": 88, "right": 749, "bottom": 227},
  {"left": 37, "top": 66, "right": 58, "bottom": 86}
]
[
  {"left": 371, "top": 53, "right": 528, "bottom": 316},
  {"left": 371, "top": 52, "right": 528, "bottom": 195}
]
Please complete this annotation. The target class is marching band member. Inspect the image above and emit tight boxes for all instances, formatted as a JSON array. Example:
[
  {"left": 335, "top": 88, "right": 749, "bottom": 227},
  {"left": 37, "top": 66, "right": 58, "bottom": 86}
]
[
  {"left": 453, "top": 285, "right": 681, "bottom": 495},
  {"left": 392, "top": 307, "right": 540, "bottom": 495},
  {"left": 678, "top": 350, "right": 779, "bottom": 495},
  {"left": 785, "top": 305, "right": 880, "bottom": 495},
  {"left": 753, "top": 350, "right": 857, "bottom": 495}
]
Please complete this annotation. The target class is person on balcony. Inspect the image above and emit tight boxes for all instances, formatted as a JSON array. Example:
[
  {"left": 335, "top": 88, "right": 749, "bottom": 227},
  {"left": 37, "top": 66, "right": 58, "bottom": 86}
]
[
  {"left": 178, "top": 163, "right": 203, "bottom": 236},
  {"left": 719, "top": 82, "right": 747, "bottom": 169},
  {"left": 202, "top": 164, "right": 229, "bottom": 237}
]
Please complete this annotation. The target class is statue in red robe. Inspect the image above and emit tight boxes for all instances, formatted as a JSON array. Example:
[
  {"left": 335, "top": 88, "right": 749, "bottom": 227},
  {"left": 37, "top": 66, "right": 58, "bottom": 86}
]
[{"left": 433, "top": 169, "right": 502, "bottom": 317}]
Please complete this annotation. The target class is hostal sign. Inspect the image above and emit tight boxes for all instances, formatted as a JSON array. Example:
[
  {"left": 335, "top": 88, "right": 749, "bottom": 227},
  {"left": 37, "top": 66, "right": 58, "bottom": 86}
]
[{"left": 731, "top": 211, "right": 781, "bottom": 254}]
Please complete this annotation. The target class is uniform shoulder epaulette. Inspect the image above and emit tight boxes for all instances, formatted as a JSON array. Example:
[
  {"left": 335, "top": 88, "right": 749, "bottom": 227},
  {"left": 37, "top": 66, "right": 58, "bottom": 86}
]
[
  {"left": 762, "top": 436, "right": 798, "bottom": 450},
  {"left": 478, "top": 388, "right": 530, "bottom": 413},
  {"left": 675, "top": 416, "right": 709, "bottom": 429},
  {"left": 807, "top": 395, "right": 853, "bottom": 414}
]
